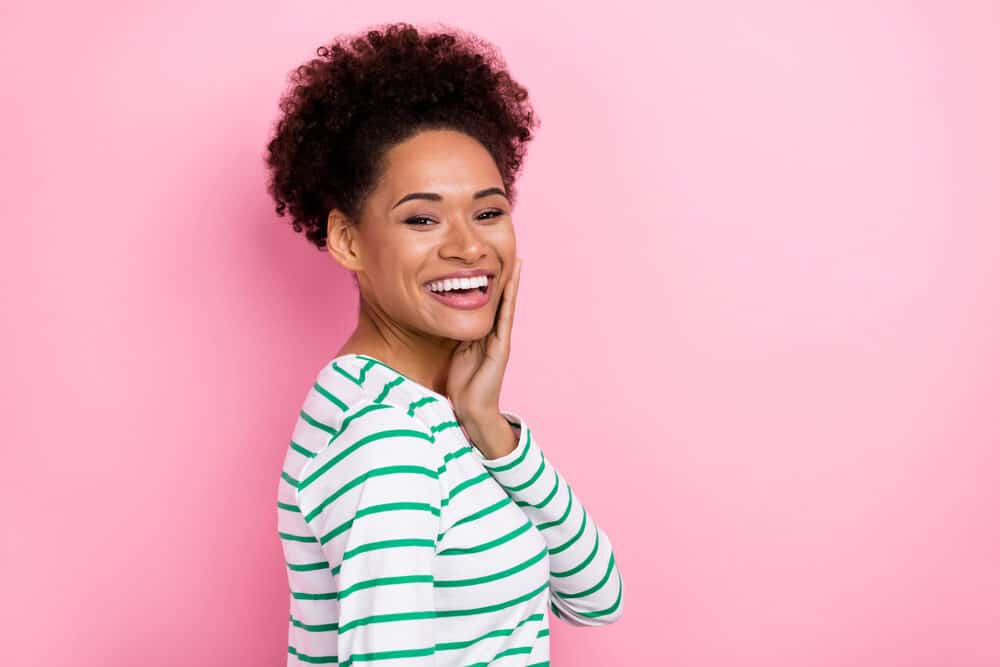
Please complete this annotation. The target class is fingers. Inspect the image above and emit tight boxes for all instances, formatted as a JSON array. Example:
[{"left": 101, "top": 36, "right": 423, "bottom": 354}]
[
  {"left": 497, "top": 257, "right": 521, "bottom": 354},
  {"left": 509, "top": 257, "right": 521, "bottom": 331}
]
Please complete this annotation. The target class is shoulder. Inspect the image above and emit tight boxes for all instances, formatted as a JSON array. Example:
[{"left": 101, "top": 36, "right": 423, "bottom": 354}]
[
  {"left": 294, "top": 355, "right": 409, "bottom": 443},
  {"left": 294, "top": 395, "right": 447, "bottom": 517},
  {"left": 303, "top": 353, "right": 446, "bottom": 438},
  {"left": 284, "top": 353, "right": 451, "bottom": 491}
]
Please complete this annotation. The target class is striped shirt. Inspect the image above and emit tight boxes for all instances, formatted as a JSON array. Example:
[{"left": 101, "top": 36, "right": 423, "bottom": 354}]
[{"left": 277, "top": 353, "right": 624, "bottom": 665}]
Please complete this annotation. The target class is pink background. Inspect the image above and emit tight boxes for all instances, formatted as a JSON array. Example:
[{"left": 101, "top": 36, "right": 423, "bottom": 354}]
[{"left": 3, "top": 1, "right": 999, "bottom": 665}]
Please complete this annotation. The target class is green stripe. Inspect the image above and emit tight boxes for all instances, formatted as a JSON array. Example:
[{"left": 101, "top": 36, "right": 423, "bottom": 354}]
[
  {"left": 313, "top": 381, "right": 349, "bottom": 411},
  {"left": 281, "top": 471, "right": 299, "bottom": 487},
  {"left": 287, "top": 645, "right": 337, "bottom": 664},
  {"left": 492, "top": 645, "right": 534, "bottom": 661},
  {"left": 436, "top": 579, "right": 549, "bottom": 618},
  {"left": 551, "top": 525, "right": 600, "bottom": 578},
  {"left": 290, "top": 613, "right": 551, "bottom": 664},
  {"left": 277, "top": 500, "right": 300, "bottom": 512},
  {"left": 299, "top": 425, "right": 434, "bottom": 491},
  {"left": 325, "top": 615, "right": 549, "bottom": 666},
  {"left": 321, "top": 501, "right": 440, "bottom": 546},
  {"left": 483, "top": 427, "right": 532, "bottom": 472},
  {"left": 575, "top": 572, "right": 623, "bottom": 618},
  {"left": 439, "top": 519, "right": 533, "bottom": 556},
  {"left": 304, "top": 464, "right": 439, "bottom": 523},
  {"left": 290, "top": 439, "right": 315, "bottom": 458},
  {"left": 374, "top": 376, "right": 404, "bottom": 403},
  {"left": 502, "top": 451, "right": 546, "bottom": 493},
  {"left": 299, "top": 408, "right": 337, "bottom": 436},
  {"left": 331, "top": 359, "right": 370, "bottom": 386},
  {"left": 299, "top": 403, "right": 393, "bottom": 445},
  {"left": 291, "top": 590, "right": 337, "bottom": 600},
  {"left": 550, "top": 506, "right": 587, "bottom": 555},
  {"left": 291, "top": 610, "right": 547, "bottom": 645},
  {"left": 556, "top": 550, "right": 617, "bottom": 599},
  {"left": 354, "top": 355, "right": 405, "bottom": 381},
  {"left": 448, "top": 496, "right": 511, "bottom": 532},
  {"left": 291, "top": 614, "right": 337, "bottom": 632},
  {"left": 552, "top": 551, "right": 615, "bottom": 600},
  {"left": 447, "top": 471, "right": 490, "bottom": 501},
  {"left": 436, "top": 612, "right": 544, "bottom": 652},
  {"left": 536, "top": 484, "right": 572, "bottom": 530},
  {"left": 533, "top": 473, "right": 561, "bottom": 510},
  {"left": 442, "top": 444, "right": 474, "bottom": 465},
  {"left": 338, "top": 574, "right": 434, "bottom": 601},
  {"left": 515, "top": 471, "right": 559, "bottom": 510},
  {"left": 279, "top": 531, "right": 317, "bottom": 543},
  {"left": 431, "top": 419, "right": 462, "bottom": 435},
  {"left": 343, "top": 537, "right": 436, "bottom": 561},
  {"left": 338, "top": 609, "right": 435, "bottom": 634},
  {"left": 434, "top": 546, "right": 548, "bottom": 588},
  {"left": 406, "top": 395, "right": 438, "bottom": 416},
  {"left": 286, "top": 560, "right": 328, "bottom": 572},
  {"left": 324, "top": 402, "right": 396, "bottom": 446},
  {"left": 334, "top": 581, "right": 548, "bottom": 635}
]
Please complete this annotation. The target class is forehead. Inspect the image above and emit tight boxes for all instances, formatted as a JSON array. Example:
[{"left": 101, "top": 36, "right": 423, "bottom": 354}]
[{"left": 377, "top": 129, "right": 502, "bottom": 197}]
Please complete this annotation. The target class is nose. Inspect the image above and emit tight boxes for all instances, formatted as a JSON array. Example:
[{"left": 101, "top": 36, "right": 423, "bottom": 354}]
[{"left": 439, "top": 215, "right": 487, "bottom": 263}]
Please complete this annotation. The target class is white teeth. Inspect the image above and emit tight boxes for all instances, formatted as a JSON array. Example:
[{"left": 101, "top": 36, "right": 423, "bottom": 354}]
[{"left": 427, "top": 275, "right": 489, "bottom": 292}]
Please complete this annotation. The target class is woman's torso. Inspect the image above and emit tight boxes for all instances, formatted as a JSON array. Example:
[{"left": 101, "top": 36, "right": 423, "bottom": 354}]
[{"left": 277, "top": 353, "right": 552, "bottom": 665}]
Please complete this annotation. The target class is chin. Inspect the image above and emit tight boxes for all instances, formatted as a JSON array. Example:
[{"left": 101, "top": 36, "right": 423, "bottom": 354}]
[{"left": 433, "top": 318, "right": 495, "bottom": 342}]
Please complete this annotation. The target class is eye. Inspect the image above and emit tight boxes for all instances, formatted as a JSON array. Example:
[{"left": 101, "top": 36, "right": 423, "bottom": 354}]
[
  {"left": 404, "top": 216, "right": 435, "bottom": 226},
  {"left": 404, "top": 210, "right": 505, "bottom": 226}
]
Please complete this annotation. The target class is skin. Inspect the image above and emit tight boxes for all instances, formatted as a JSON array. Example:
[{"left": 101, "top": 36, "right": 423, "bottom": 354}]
[{"left": 325, "top": 128, "right": 524, "bottom": 458}]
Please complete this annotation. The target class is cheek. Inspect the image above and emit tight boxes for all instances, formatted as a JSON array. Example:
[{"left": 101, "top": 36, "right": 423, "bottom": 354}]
[
  {"left": 370, "top": 236, "right": 421, "bottom": 278},
  {"left": 370, "top": 252, "right": 425, "bottom": 301},
  {"left": 497, "top": 238, "right": 517, "bottom": 265},
  {"left": 480, "top": 223, "right": 515, "bottom": 252}
]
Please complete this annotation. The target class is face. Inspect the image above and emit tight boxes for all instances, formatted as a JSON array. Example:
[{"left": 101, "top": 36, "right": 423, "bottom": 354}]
[{"left": 328, "top": 128, "right": 517, "bottom": 343}]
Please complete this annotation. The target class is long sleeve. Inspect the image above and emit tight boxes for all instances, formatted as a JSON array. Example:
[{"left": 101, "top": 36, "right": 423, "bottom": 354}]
[
  {"left": 472, "top": 411, "right": 625, "bottom": 626},
  {"left": 294, "top": 402, "right": 444, "bottom": 664}
]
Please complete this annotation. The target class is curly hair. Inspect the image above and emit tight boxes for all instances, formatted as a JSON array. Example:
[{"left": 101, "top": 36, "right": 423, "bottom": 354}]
[{"left": 264, "top": 21, "right": 540, "bottom": 251}]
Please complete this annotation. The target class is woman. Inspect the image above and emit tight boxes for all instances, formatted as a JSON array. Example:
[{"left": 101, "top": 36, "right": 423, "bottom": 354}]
[{"left": 266, "top": 22, "right": 624, "bottom": 666}]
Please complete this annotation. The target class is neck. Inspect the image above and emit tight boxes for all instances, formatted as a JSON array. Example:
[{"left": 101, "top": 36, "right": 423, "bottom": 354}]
[{"left": 337, "top": 297, "right": 459, "bottom": 397}]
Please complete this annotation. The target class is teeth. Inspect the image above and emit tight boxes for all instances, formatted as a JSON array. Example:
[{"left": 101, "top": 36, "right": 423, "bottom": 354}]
[{"left": 427, "top": 275, "right": 489, "bottom": 292}]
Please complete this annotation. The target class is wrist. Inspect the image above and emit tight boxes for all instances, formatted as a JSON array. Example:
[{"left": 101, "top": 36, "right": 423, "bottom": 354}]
[{"left": 463, "top": 411, "right": 518, "bottom": 460}]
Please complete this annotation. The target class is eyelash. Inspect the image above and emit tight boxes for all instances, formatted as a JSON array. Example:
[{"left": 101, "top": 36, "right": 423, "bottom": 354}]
[{"left": 405, "top": 209, "right": 505, "bottom": 226}]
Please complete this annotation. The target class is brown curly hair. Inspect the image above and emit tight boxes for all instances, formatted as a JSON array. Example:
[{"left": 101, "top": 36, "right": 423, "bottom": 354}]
[{"left": 264, "top": 21, "right": 540, "bottom": 251}]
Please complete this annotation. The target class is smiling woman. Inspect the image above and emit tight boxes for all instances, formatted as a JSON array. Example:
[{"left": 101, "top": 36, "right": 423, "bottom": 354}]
[
  {"left": 327, "top": 127, "right": 516, "bottom": 348},
  {"left": 264, "top": 21, "right": 624, "bottom": 667}
]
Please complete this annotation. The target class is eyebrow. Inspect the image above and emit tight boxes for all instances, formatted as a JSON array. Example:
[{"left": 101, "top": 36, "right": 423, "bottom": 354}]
[{"left": 391, "top": 187, "right": 509, "bottom": 210}]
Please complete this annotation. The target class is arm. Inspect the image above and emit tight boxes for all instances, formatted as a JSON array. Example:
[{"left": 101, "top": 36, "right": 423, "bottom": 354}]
[
  {"left": 469, "top": 411, "right": 625, "bottom": 626},
  {"left": 294, "top": 402, "right": 443, "bottom": 663}
]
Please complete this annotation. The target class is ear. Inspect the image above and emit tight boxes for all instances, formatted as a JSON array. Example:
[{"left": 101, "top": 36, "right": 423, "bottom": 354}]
[{"left": 326, "top": 208, "right": 363, "bottom": 273}]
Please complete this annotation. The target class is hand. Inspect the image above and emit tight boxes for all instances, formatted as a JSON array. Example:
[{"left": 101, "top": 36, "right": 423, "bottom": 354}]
[{"left": 447, "top": 257, "right": 523, "bottom": 425}]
